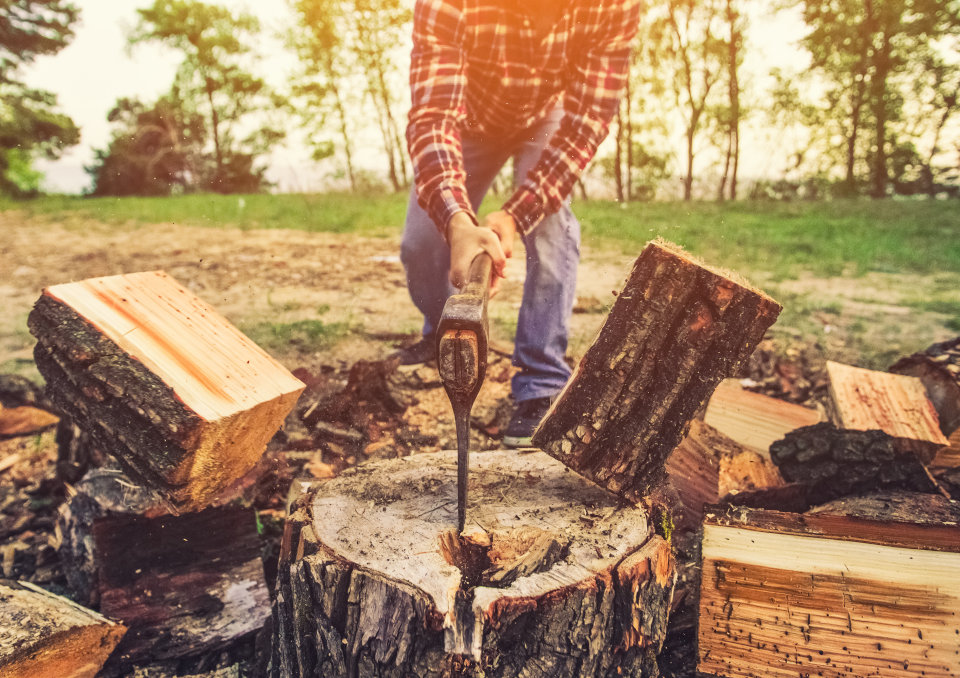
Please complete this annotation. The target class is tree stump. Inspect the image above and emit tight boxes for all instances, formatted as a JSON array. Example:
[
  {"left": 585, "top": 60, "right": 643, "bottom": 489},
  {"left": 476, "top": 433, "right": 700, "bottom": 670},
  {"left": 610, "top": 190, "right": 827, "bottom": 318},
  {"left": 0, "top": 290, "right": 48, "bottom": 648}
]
[
  {"left": 270, "top": 450, "right": 675, "bottom": 677},
  {"left": 0, "top": 578, "right": 125, "bottom": 678},
  {"left": 28, "top": 271, "right": 305, "bottom": 511},
  {"left": 532, "top": 239, "right": 781, "bottom": 503}
]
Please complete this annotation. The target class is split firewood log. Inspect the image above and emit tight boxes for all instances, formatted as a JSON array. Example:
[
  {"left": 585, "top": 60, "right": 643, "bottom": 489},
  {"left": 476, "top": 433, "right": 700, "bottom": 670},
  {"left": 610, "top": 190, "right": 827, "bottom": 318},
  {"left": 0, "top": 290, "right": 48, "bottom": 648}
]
[
  {"left": 703, "top": 378, "right": 822, "bottom": 453},
  {"left": 0, "top": 578, "right": 125, "bottom": 678},
  {"left": 698, "top": 496, "right": 960, "bottom": 678},
  {"left": 824, "top": 360, "right": 948, "bottom": 461},
  {"left": 270, "top": 450, "right": 675, "bottom": 678},
  {"left": 533, "top": 239, "right": 781, "bottom": 504},
  {"left": 28, "top": 270, "right": 305, "bottom": 511}
]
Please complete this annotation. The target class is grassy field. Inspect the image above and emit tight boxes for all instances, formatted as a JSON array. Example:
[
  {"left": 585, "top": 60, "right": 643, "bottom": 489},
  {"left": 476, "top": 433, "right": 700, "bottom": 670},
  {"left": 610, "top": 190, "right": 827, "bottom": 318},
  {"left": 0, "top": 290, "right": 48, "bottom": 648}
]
[
  {"left": 3, "top": 192, "right": 958, "bottom": 370},
  {"left": 7, "top": 192, "right": 959, "bottom": 280}
]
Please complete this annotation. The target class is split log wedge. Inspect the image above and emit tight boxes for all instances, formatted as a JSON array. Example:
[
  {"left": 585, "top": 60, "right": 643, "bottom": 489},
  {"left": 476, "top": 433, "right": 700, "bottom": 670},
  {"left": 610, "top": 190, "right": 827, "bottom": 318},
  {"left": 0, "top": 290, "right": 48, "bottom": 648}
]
[
  {"left": 891, "top": 336, "right": 960, "bottom": 436},
  {"left": 698, "top": 496, "right": 960, "bottom": 678},
  {"left": 27, "top": 270, "right": 305, "bottom": 511},
  {"left": 270, "top": 450, "right": 675, "bottom": 678},
  {"left": 533, "top": 239, "right": 781, "bottom": 503},
  {"left": 825, "top": 360, "right": 948, "bottom": 462},
  {"left": 0, "top": 578, "right": 125, "bottom": 678}
]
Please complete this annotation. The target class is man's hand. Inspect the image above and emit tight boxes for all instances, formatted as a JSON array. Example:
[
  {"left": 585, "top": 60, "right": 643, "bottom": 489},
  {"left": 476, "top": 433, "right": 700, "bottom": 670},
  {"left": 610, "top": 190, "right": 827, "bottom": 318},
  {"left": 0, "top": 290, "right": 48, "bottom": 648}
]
[
  {"left": 447, "top": 212, "right": 507, "bottom": 293},
  {"left": 481, "top": 210, "right": 516, "bottom": 260}
]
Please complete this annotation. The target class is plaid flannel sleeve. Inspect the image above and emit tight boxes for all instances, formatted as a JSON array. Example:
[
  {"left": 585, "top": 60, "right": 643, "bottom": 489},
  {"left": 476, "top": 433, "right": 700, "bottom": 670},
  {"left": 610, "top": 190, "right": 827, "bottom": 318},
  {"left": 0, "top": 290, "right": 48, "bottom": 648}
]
[
  {"left": 502, "top": 0, "right": 641, "bottom": 234},
  {"left": 406, "top": 0, "right": 475, "bottom": 237}
]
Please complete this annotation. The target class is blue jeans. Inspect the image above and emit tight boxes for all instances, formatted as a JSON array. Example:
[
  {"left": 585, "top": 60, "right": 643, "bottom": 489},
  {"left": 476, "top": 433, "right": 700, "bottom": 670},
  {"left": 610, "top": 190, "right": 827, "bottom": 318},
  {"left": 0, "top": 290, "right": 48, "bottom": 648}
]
[{"left": 400, "top": 110, "right": 581, "bottom": 403}]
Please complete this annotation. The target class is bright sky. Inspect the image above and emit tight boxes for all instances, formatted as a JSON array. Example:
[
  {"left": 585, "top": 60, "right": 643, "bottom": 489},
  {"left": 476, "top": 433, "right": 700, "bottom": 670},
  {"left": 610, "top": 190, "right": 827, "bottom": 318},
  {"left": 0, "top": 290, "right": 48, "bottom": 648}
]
[{"left": 23, "top": 0, "right": 809, "bottom": 194}]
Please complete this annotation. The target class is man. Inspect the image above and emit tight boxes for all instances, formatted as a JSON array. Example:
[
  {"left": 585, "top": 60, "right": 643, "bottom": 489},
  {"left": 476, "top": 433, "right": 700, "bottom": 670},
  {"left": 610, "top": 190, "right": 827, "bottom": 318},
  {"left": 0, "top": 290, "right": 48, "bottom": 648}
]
[{"left": 399, "top": 0, "right": 640, "bottom": 446}]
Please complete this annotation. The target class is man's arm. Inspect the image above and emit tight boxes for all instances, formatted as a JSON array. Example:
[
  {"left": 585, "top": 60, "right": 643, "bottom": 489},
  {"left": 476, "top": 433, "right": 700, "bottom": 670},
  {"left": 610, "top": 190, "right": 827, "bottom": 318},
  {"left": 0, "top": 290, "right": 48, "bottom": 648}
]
[
  {"left": 407, "top": 0, "right": 506, "bottom": 288},
  {"left": 502, "top": 0, "right": 642, "bottom": 234},
  {"left": 406, "top": 0, "right": 474, "bottom": 237}
]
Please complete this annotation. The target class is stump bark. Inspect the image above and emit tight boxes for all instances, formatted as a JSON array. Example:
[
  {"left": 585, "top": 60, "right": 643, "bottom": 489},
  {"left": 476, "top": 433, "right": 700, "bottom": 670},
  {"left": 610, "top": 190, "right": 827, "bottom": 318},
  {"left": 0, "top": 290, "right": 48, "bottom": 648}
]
[
  {"left": 532, "top": 239, "right": 781, "bottom": 503},
  {"left": 0, "top": 578, "right": 125, "bottom": 678},
  {"left": 28, "top": 271, "right": 305, "bottom": 511},
  {"left": 270, "top": 450, "right": 675, "bottom": 678}
]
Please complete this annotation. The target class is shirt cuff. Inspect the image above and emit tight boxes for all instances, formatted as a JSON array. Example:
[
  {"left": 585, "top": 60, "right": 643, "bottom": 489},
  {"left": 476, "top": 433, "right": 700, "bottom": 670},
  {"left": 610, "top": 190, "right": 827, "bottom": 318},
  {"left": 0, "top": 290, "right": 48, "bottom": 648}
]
[
  {"left": 424, "top": 185, "right": 476, "bottom": 239},
  {"left": 502, "top": 186, "right": 546, "bottom": 234}
]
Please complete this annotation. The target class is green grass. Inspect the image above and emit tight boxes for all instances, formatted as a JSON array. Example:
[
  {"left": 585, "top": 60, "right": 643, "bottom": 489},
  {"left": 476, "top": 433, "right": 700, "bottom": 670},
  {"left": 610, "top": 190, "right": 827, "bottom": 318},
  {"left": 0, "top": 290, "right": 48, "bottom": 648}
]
[
  {"left": 4, "top": 193, "right": 959, "bottom": 280},
  {"left": 576, "top": 198, "right": 960, "bottom": 280},
  {"left": 241, "top": 318, "right": 352, "bottom": 353}
]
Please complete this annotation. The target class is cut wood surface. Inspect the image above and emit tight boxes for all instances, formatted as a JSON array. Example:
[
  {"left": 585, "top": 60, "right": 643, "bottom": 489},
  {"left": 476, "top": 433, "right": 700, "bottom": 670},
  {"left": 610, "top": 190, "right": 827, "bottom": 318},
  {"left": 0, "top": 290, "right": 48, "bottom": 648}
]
[
  {"left": 0, "top": 578, "right": 125, "bottom": 678},
  {"left": 533, "top": 239, "right": 781, "bottom": 503},
  {"left": 890, "top": 336, "right": 960, "bottom": 435},
  {"left": 663, "top": 420, "right": 723, "bottom": 531},
  {"left": 718, "top": 450, "right": 785, "bottom": 498},
  {"left": 57, "top": 467, "right": 270, "bottom": 669},
  {"left": 698, "top": 501, "right": 960, "bottom": 678},
  {"left": 825, "top": 360, "right": 948, "bottom": 461},
  {"left": 28, "top": 270, "right": 305, "bottom": 510},
  {"left": 270, "top": 449, "right": 675, "bottom": 677},
  {"left": 703, "top": 378, "right": 822, "bottom": 453},
  {"left": 0, "top": 404, "right": 58, "bottom": 438}
]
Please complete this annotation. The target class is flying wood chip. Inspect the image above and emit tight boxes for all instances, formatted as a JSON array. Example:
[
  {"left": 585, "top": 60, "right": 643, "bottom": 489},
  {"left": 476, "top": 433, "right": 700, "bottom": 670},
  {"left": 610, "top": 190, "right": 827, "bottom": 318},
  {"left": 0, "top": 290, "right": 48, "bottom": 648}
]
[
  {"left": 28, "top": 270, "right": 305, "bottom": 511},
  {"left": 532, "top": 239, "right": 781, "bottom": 504}
]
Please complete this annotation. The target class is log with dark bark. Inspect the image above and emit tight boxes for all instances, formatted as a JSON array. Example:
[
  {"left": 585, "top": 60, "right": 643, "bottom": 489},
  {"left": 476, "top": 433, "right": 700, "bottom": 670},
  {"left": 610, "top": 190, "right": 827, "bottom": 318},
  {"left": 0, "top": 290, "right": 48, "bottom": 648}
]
[
  {"left": 532, "top": 240, "right": 781, "bottom": 503},
  {"left": 825, "top": 360, "right": 948, "bottom": 462},
  {"left": 769, "top": 422, "right": 941, "bottom": 506},
  {"left": 56, "top": 467, "right": 271, "bottom": 669},
  {"left": 270, "top": 450, "right": 675, "bottom": 678},
  {"left": 698, "top": 499, "right": 960, "bottom": 678},
  {"left": 890, "top": 335, "right": 960, "bottom": 436},
  {"left": 0, "top": 578, "right": 125, "bottom": 678},
  {"left": 27, "top": 271, "right": 305, "bottom": 511},
  {"left": 703, "top": 378, "right": 822, "bottom": 453}
]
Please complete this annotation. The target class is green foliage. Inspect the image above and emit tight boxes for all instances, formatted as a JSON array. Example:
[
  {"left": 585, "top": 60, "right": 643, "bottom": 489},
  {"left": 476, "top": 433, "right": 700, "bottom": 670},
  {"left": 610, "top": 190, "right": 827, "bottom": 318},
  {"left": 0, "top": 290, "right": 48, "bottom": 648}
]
[
  {"left": 87, "top": 95, "right": 206, "bottom": 196},
  {"left": 288, "top": 0, "right": 411, "bottom": 192},
  {"left": 117, "top": 0, "right": 286, "bottom": 195},
  {"left": 0, "top": 0, "right": 80, "bottom": 195}
]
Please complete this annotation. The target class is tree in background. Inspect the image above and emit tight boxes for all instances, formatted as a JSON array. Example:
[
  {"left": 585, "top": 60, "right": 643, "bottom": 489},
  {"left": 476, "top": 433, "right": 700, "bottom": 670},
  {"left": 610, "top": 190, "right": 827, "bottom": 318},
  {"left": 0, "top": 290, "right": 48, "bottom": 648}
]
[
  {"left": 639, "top": 0, "right": 728, "bottom": 201},
  {"left": 288, "top": 0, "right": 410, "bottom": 193},
  {"left": 288, "top": 0, "right": 360, "bottom": 191},
  {"left": 126, "top": 0, "right": 285, "bottom": 194},
  {"left": 716, "top": 0, "right": 745, "bottom": 200},
  {"left": 87, "top": 95, "right": 205, "bottom": 196},
  {"left": 0, "top": 0, "right": 80, "bottom": 196},
  {"left": 798, "top": 0, "right": 960, "bottom": 197}
]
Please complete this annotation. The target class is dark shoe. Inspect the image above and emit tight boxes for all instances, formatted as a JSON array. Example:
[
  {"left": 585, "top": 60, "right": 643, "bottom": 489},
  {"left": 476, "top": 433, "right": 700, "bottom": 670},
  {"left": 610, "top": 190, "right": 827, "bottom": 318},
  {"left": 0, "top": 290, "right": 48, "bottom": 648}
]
[
  {"left": 395, "top": 335, "right": 437, "bottom": 365},
  {"left": 503, "top": 396, "right": 554, "bottom": 448}
]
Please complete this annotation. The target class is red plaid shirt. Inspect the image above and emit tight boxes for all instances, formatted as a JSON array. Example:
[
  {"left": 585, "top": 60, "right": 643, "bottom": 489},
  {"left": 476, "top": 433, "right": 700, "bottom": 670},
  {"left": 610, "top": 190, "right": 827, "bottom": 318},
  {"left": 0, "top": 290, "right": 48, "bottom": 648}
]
[{"left": 407, "top": 0, "right": 641, "bottom": 235}]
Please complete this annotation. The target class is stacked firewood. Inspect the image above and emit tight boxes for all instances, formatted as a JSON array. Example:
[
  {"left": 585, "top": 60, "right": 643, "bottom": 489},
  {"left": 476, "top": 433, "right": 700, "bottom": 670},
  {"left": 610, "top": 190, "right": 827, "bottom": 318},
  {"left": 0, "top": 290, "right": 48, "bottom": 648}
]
[
  {"left": 2, "top": 271, "right": 304, "bottom": 677},
  {"left": 688, "top": 343, "right": 960, "bottom": 677}
]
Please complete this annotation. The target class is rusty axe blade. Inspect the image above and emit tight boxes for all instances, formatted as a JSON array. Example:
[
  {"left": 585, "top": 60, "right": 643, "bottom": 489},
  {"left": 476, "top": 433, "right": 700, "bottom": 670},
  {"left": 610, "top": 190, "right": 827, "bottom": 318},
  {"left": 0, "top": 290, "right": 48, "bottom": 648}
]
[{"left": 437, "top": 252, "right": 493, "bottom": 533}]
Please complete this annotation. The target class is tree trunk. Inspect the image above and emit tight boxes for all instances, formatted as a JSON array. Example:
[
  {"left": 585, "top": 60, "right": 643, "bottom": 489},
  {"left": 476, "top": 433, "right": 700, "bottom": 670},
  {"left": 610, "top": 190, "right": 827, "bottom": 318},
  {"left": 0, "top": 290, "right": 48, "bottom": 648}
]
[
  {"left": 614, "top": 106, "right": 625, "bottom": 203},
  {"left": 0, "top": 579, "right": 126, "bottom": 678},
  {"left": 625, "top": 77, "right": 634, "bottom": 202},
  {"left": 270, "top": 449, "right": 675, "bottom": 677},
  {"left": 698, "top": 498, "right": 960, "bottom": 677},
  {"left": 57, "top": 466, "right": 270, "bottom": 671},
  {"left": 27, "top": 271, "right": 304, "bottom": 511},
  {"left": 328, "top": 56, "right": 357, "bottom": 192},
  {"left": 532, "top": 239, "right": 781, "bottom": 504}
]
